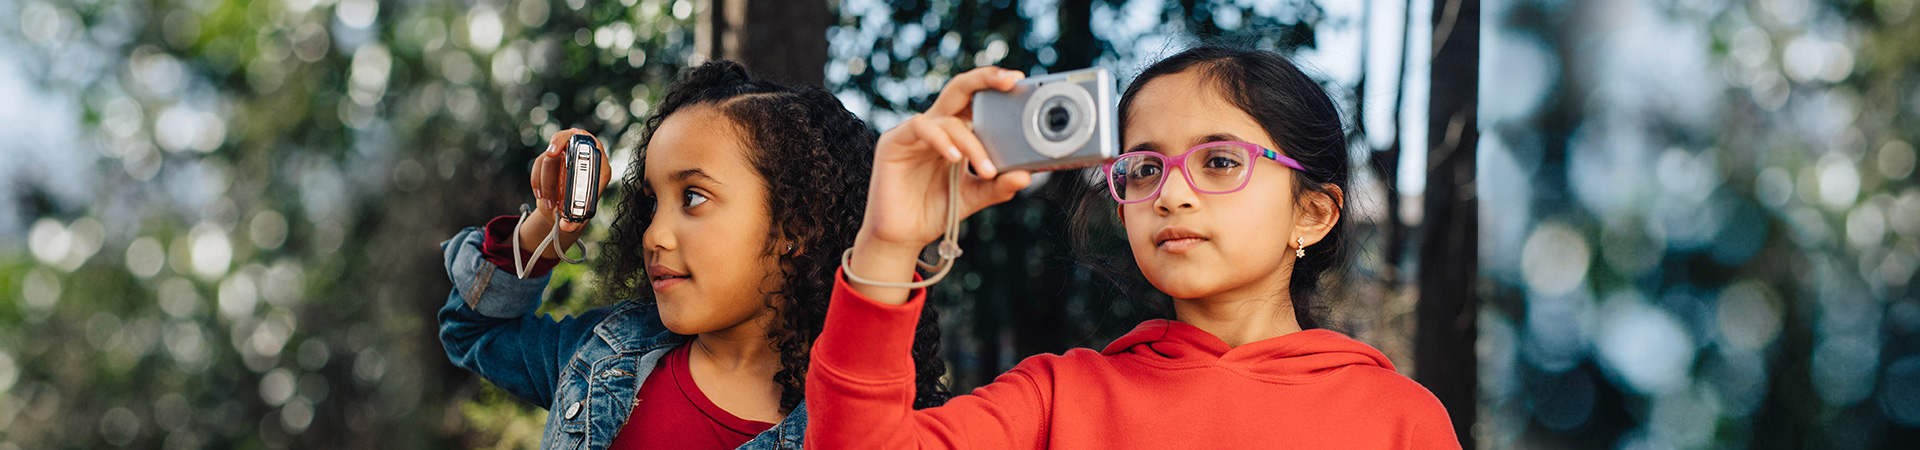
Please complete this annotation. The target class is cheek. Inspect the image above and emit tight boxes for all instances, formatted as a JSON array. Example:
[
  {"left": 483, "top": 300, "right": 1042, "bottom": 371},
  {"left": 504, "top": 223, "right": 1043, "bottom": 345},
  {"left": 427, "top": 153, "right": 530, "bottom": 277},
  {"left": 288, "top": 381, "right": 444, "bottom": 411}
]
[
  {"left": 1216, "top": 192, "right": 1297, "bottom": 255},
  {"left": 670, "top": 211, "right": 775, "bottom": 329},
  {"left": 1119, "top": 204, "right": 1153, "bottom": 249}
]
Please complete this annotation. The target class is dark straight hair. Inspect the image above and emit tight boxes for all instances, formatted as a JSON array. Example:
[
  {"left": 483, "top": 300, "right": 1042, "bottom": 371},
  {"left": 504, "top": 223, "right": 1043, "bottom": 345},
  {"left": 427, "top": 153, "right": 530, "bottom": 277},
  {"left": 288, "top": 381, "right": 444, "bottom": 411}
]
[{"left": 1066, "top": 44, "right": 1351, "bottom": 330}]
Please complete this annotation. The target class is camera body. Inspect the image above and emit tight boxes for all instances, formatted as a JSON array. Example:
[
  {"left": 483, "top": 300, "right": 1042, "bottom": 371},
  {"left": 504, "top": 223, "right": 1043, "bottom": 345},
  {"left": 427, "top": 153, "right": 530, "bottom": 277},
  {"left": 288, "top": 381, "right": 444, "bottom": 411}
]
[
  {"left": 560, "top": 133, "right": 602, "bottom": 223},
  {"left": 971, "top": 67, "right": 1117, "bottom": 173}
]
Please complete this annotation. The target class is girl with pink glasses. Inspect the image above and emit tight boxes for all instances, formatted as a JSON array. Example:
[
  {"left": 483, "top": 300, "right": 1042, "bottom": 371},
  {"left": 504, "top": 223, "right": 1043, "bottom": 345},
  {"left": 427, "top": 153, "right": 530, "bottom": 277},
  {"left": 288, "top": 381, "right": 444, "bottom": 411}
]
[{"left": 805, "top": 45, "right": 1460, "bottom": 449}]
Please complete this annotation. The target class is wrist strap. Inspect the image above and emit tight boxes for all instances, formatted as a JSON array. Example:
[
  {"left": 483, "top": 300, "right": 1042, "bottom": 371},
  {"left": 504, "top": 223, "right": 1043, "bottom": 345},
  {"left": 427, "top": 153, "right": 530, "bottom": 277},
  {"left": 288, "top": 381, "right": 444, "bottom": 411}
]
[
  {"left": 512, "top": 204, "right": 587, "bottom": 279},
  {"left": 841, "top": 162, "right": 965, "bottom": 289}
]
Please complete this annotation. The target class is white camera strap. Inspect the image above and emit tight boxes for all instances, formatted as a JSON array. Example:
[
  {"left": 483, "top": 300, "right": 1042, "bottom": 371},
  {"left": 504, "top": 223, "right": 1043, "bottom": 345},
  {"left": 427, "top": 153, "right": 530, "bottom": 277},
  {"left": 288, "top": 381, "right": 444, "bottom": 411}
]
[
  {"left": 511, "top": 203, "right": 587, "bottom": 279},
  {"left": 840, "top": 162, "right": 965, "bottom": 289}
]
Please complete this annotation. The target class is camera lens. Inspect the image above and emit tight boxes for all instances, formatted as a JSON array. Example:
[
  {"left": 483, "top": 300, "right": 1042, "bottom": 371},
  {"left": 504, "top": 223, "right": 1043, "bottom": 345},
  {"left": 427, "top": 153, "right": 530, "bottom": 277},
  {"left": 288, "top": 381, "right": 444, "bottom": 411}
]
[
  {"left": 1035, "top": 95, "right": 1079, "bottom": 142},
  {"left": 1046, "top": 106, "right": 1071, "bottom": 133}
]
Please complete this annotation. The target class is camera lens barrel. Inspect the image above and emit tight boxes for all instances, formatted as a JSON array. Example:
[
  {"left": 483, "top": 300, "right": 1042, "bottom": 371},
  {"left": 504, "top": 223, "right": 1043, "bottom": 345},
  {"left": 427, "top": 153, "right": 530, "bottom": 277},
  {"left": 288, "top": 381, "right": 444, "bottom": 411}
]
[
  {"left": 1037, "top": 96, "right": 1080, "bottom": 142},
  {"left": 1022, "top": 81, "right": 1098, "bottom": 158}
]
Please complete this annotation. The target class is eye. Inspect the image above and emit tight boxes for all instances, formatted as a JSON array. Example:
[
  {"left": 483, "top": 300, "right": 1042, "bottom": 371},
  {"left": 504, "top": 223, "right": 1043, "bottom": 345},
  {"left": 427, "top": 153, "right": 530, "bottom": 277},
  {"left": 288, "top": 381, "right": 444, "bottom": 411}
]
[
  {"left": 683, "top": 190, "right": 709, "bottom": 208},
  {"left": 1204, "top": 156, "right": 1241, "bottom": 169},
  {"left": 1132, "top": 162, "right": 1162, "bottom": 179}
]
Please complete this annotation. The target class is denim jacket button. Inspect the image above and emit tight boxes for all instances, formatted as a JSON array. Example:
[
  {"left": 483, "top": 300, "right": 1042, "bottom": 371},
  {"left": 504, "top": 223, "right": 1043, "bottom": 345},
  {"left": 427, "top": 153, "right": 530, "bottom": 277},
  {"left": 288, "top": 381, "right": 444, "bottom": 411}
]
[{"left": 565, "top": 400, "right": 582, "bottom": 420}]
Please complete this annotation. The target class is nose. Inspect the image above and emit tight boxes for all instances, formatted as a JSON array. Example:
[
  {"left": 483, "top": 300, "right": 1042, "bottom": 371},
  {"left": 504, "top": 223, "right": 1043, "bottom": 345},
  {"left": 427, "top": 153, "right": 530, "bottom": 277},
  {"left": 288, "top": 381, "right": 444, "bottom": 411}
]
[
  {"left": 642, "top": 204, "right": 676, "bottom": 254},
  {"left": 1153, "top": 169, "right": 1197, "bottom": 214}
]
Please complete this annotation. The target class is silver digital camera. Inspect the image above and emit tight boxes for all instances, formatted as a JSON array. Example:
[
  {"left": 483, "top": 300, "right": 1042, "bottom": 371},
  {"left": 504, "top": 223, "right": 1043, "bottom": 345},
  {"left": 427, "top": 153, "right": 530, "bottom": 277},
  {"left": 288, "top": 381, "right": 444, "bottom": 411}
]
[
  {"left": 561, "top": 133, "right": 603, "bottom": 223},
  {"left": 970, "top": 67, "right": 1117, "bottom": 173}
]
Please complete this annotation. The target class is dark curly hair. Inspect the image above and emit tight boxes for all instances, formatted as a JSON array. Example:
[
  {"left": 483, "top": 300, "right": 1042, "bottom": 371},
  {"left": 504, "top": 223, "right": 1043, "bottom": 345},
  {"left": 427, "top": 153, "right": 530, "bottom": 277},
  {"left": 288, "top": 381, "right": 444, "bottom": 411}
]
[
  {"left": 1066, "top": 44, "right": 1350, "bottom": 330},
  {"left": 597, "top": 60, "right": 952, "bottom": 412}
]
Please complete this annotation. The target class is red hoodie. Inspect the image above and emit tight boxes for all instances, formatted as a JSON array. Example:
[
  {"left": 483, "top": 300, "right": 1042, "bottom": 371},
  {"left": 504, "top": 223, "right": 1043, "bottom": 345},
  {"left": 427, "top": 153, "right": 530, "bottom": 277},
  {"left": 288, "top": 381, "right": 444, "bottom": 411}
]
[{"left": 806, "top": 269, "right": 1460, "bottom": 449}]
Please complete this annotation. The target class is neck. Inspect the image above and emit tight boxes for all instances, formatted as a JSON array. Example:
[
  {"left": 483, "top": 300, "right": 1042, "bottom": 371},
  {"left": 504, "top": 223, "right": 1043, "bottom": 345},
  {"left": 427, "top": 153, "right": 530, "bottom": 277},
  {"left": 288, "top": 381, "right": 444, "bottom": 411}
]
[
  {"left": 692, "top": 308, "right": 782, "bottom": 375},
  {"left": 1170, "top": 271, "right": 1304, "bottom": 347}
]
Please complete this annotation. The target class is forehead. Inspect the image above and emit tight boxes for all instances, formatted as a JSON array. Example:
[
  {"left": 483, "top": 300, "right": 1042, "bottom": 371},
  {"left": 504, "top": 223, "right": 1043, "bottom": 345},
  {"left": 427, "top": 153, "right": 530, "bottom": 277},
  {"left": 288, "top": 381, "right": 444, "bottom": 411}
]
[
  {"left": 1122, "top": 69, "right": 1277, "bottom": 154},
  {"left": 642, "top": 105, "right": 755, "bottom": 183}
]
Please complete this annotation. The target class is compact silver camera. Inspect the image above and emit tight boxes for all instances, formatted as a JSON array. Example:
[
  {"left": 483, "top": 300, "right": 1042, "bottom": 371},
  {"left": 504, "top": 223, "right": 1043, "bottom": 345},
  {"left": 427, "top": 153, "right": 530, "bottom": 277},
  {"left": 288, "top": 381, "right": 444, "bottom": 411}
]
[
  {"left": 560, "top": 133, "right": 602, "bottom": 223},
  {"left": 970, "top": 67, "right": 1117, "bottom": 173}
]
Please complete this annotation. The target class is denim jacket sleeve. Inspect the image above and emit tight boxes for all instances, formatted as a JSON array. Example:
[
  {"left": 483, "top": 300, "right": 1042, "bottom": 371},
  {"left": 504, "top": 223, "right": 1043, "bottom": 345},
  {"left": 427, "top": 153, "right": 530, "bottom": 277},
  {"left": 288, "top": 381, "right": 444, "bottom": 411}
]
[{"left": 437, "top": 225, "right": 608, "bottom": 408}]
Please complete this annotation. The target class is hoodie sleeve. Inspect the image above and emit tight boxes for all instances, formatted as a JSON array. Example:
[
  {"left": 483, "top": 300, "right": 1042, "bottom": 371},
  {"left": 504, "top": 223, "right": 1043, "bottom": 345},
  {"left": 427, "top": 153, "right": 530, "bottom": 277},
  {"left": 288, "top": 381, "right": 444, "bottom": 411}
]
[{"left": 806, "top": 268, "right": 1051, "bottom": 450}]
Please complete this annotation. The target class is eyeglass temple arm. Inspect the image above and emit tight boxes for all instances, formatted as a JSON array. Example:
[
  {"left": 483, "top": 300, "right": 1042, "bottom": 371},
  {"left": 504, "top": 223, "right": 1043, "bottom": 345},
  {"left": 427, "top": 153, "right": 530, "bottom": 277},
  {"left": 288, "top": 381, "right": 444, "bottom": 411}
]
[{"left": 1260, "top": 147, "right": 1305, "bottom": 171}]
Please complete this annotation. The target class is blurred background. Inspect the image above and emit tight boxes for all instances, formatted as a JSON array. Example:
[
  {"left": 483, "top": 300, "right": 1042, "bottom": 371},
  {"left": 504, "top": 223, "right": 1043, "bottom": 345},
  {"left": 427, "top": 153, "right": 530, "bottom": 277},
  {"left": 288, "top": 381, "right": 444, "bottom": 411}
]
[{"left": 0, "top": 0, "right": 1913, "bottom": 448}]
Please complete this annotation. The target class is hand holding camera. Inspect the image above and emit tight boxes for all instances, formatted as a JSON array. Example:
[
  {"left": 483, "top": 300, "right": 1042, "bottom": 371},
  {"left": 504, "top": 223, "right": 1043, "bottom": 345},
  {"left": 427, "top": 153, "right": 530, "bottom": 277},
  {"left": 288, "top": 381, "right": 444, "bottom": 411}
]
[
  {"left": 518, "top": 129, "right": 611, "bottom": 265},
  {"left": 847, "top": 66, "right": 1117, "bottom": 301}
]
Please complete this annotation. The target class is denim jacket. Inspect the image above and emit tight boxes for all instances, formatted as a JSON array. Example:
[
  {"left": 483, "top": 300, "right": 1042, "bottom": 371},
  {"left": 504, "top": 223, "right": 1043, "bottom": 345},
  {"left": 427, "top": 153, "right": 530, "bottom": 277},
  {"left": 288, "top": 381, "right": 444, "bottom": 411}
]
[{"left": 437, "top": 226, "right": 807, "bottom": 450}]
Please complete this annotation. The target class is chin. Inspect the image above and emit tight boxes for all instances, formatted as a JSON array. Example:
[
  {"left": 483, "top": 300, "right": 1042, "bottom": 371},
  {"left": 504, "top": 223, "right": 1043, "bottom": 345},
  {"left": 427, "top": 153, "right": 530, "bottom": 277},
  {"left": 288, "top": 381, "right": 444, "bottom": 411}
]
[
  {"left": 1141, "top": 267, "right": 1223, "bottom": 299},
  {"left": 655, "top": 302, "right": 707, "bottom": 335}
]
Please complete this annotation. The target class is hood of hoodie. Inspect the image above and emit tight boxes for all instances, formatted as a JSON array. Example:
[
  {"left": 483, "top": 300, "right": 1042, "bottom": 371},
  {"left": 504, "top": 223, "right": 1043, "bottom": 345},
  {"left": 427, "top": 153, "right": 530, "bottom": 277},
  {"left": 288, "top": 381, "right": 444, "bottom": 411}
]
[{"left": 1100, "top": 319, "right": 1396, "bottom": 382}]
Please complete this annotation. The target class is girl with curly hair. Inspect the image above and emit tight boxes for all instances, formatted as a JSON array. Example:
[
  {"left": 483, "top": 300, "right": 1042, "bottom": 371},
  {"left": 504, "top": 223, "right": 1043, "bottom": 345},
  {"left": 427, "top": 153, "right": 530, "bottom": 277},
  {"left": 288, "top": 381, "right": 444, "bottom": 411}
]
[
  {"left": 437, "top": 60, "right": 950, "bottom": 450},
  {"left": 806, "top": 45, "right": 1459, "bottom": 448}
]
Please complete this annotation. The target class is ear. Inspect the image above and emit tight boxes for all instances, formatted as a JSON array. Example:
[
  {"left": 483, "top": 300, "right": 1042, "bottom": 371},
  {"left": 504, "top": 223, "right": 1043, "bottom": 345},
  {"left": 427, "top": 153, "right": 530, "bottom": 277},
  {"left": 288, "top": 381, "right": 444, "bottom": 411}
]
[{"left": 1291, "top": 184, "right": 1344, "bottom": 250}]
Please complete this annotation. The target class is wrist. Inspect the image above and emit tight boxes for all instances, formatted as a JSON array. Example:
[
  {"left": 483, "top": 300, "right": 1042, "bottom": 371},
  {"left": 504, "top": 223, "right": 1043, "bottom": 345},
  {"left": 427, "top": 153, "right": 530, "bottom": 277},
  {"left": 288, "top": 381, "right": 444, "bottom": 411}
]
[
  {"left": 517, "top": 215, "right": 562, "bottom": 259},
  {"left": 852, "top": 231, "right": 926, "bottom": 263},
  {"left": 845, "top": 233, "right": 925, "bottom": 305}
]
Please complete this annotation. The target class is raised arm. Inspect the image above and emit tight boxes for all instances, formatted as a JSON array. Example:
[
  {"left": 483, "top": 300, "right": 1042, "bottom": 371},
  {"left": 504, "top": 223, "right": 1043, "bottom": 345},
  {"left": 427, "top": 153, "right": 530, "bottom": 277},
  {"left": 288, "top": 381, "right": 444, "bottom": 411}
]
[
  {"left": 436, "top": 129, "right": 612, "bottom": 407},
  {"left": 806, "top": 66, "right": 1047, "bottom": 450}
]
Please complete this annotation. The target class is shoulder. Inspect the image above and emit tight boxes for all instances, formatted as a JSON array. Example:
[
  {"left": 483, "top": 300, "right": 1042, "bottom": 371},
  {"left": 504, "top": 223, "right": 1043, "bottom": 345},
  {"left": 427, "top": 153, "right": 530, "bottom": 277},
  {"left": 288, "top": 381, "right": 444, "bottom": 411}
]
[{"left": 1333, "top": 364, "right": 1454, "bottom": 426}]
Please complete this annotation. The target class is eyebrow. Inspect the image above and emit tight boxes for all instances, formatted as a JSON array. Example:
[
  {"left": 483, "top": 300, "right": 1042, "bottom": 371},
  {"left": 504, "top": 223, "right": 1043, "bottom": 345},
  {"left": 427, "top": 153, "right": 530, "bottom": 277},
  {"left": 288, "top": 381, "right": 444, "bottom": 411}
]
[
  {"left": 643, "top": 168, "right": 723, "bottom": 194},
  {"left": 670, "top": 169, "right": 722, "bottom": 185},
  {"left": 1125, "top": 132, "right": 1253, "bottom": 155}
]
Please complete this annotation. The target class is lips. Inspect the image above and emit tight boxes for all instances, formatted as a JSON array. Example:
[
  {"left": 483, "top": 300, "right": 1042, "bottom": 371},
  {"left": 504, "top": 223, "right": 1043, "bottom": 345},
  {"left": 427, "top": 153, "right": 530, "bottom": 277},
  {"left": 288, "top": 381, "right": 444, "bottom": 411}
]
[
  {"left": 1152, "top": 227, "right": 1208, "bottom": 253},
  {"left": 648, "top": 265, "right": 689, "bottom": 291}
]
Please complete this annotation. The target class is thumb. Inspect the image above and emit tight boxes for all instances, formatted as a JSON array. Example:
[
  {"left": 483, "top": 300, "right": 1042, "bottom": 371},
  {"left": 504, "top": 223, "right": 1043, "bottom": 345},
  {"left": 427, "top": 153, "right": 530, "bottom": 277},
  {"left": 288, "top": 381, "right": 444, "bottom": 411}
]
[
  {"left": 962, "top": 170, "right": 1031, "bottom": 213},
  {"left": 992, "top": 170, "right": 1032, "bottom": 200},
  {"left": 558, "top": 217, "right": 584, "bottom": 233}
]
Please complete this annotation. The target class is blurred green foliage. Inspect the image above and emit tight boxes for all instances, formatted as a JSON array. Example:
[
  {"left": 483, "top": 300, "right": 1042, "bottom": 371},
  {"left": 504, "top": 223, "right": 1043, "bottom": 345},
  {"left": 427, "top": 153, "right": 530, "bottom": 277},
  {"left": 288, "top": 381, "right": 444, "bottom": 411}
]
[
  {"left": 1478, "top": 0, "right": 1920, "bottom": 447},
  {"left": 1, "top": 0, "right": 698, "bottom": 447}
]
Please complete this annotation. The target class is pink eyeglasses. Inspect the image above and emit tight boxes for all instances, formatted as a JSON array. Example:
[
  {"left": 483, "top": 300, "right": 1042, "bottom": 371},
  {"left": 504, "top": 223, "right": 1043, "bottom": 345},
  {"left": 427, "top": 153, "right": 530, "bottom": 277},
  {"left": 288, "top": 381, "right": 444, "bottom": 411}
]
[{"left": 1101, "top": 141, "right": 1304, "bottom": 203}]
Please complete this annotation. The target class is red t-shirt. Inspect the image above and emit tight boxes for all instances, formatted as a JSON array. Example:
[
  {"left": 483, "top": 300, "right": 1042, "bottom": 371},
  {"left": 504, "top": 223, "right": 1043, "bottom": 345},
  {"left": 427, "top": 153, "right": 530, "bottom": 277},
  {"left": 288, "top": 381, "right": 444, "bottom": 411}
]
[{"left": 610, "top": 342, "right": 777, "bottom": 450}]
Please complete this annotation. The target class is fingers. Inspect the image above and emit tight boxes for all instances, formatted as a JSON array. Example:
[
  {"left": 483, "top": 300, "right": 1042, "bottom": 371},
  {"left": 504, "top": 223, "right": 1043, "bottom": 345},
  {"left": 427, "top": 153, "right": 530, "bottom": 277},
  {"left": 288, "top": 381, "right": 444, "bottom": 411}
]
[
  {"left": 928, "top": 115, "right": 997, "bottom": 178},
  {"left": 534, "top": 128, "right": 612, "bottom": 215},
  {"left": 907, "top": 117, "right": 964, "bottom": 164},
  {"left": 530, "top": 143, "right": 554, "bottom": 202},
  {"left": 533, "top": 151, "right": 561, "bottom": 212},
  {"left": 926, "top": 66, "right": 1025, "bottom": 119},
  {"left": 546, "top": 128, "right": 587, "bottom": 157}
]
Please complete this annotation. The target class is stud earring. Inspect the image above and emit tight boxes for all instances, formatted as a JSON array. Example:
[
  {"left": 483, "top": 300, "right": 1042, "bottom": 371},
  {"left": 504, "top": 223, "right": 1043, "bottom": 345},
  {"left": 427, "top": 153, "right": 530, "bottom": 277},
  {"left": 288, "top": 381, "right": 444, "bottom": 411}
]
[{"left": 1296, "top": 237, "right": 1306, "bottom": 258}]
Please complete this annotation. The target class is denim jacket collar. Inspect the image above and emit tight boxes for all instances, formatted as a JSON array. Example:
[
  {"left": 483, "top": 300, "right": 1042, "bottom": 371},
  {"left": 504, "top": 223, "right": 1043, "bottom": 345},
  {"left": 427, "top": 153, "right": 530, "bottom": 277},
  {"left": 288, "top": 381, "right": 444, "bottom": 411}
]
[
  {"left": 588, "top": 301, "right": 808, "bottom": 450},
  {"left": 593, "top": 300, "right": 683, "bottom": 355}
]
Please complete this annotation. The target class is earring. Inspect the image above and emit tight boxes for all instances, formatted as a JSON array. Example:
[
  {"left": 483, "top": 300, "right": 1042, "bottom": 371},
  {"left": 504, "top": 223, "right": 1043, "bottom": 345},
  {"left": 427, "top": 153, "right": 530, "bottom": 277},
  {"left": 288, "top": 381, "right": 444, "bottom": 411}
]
[
  {"left": 1296, "top": 237, "right": 1306, "bottom": 258},
  {"left": 786, "top": 243, "right": 796, "bottom": 253}
]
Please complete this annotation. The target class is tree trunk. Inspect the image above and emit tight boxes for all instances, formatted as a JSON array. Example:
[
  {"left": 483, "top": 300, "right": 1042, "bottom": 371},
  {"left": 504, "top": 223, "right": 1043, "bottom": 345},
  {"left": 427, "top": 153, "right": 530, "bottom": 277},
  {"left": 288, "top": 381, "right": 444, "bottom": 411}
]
[
  {"left": 697, "top": 0, "right": 829, "bottom": 86},
  {"left": 1414, "top": 0, "right": 1479, "bottom": 447}
]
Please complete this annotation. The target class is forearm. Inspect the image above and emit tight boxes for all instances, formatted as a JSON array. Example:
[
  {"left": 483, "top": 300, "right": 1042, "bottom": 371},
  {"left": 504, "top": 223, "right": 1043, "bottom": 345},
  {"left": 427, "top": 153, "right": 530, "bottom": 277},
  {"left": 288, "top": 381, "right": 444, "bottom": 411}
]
[
  {"left": 806, "top": 268, "right": 932, "bottom": 449},
  {"left": 806, "top": 269, "right": 1049, "bottom": 450}
]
